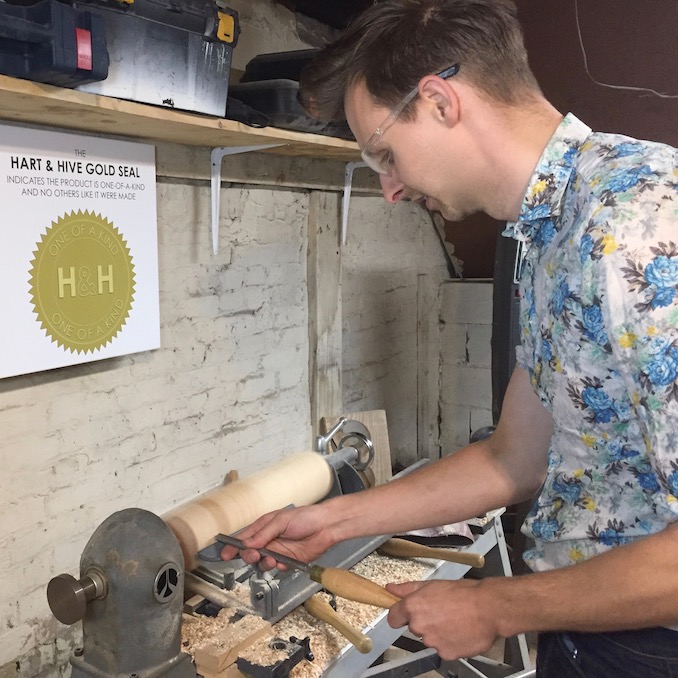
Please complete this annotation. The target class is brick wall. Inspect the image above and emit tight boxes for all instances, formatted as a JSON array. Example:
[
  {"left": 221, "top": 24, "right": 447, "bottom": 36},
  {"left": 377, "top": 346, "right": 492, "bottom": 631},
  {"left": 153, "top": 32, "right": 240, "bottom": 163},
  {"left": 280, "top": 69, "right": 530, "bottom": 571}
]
[
  {"left": 0, "top": 179, "right": 315, "bottom": 677},
  {"left": 342, "top": 196, "right": 449, "bottom": 468},
  {"left": 439, "top": 280, "right": 495, "bottom": 452}
]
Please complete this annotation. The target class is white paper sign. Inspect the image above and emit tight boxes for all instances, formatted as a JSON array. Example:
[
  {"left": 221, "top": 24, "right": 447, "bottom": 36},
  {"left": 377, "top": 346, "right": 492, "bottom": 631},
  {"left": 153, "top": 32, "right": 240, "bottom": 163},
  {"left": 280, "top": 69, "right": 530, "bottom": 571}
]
[{"left": 0, "top": 123, "right": 159, "bottom": 379}]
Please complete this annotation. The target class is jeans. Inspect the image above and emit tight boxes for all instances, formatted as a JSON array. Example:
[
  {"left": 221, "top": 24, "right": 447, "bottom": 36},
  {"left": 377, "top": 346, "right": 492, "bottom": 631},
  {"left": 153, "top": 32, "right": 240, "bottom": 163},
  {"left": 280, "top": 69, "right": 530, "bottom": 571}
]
[{"left": 537, "top": 627, "right": 678, "bottom": 677}]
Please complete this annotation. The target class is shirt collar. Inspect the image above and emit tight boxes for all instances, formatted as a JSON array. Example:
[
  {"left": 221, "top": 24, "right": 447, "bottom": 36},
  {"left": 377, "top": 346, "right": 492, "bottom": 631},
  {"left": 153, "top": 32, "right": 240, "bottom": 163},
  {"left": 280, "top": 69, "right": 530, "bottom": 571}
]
[{"left": 504, "top": 113, "right": 592, "bottom": 243}]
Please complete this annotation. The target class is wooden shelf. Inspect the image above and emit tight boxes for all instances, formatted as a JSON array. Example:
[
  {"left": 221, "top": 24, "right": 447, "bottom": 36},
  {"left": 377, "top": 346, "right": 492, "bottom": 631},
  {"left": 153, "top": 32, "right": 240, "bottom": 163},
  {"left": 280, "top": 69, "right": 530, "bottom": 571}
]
[{"left": 0, "top": 75, "right": 361, "bottom": 162}]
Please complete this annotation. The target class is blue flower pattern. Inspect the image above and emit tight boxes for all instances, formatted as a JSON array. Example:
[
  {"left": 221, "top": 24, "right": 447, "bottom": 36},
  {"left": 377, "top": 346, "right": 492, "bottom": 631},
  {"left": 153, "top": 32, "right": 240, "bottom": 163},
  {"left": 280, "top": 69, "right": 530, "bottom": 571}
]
[
  {"left": 644, "top": 256, "right": 678, "bottom": 308},
  {"left": 581, "top": 305, "right": 608, "bottom": 347},
  {"left": 503, "top": 114, "right": 678, "bottom": 570}
]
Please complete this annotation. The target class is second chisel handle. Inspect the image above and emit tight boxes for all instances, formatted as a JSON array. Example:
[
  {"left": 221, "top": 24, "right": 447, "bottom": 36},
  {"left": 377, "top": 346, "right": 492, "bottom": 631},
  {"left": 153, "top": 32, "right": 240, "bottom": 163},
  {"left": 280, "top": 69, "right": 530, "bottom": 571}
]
[
  {"left": 303, "top": 594, "right": 373, "bottom": 654},
  {"left": 309, "top": 565, "right": 400, "bottom": 608},
  {"left": 380, "top": 538, "right": 485, "bottom": 568}
]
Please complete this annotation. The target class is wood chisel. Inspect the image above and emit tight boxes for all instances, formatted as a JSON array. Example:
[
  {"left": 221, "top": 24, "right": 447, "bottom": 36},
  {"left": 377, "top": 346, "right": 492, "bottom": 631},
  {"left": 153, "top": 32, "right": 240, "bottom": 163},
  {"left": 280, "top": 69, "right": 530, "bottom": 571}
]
[
  {"left": 379, "top": 537, "right": 485, "bottom": 568},
  {"left": 216, "top": 534, "right": 400, "bottom": 609}
]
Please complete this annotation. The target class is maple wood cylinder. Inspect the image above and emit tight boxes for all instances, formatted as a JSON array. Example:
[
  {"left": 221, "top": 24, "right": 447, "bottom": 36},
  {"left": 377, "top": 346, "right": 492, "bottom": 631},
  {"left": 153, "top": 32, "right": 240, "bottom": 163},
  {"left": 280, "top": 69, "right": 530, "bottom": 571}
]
[{"left": 163, "top": 451, "right": 334, "bottom": 570}]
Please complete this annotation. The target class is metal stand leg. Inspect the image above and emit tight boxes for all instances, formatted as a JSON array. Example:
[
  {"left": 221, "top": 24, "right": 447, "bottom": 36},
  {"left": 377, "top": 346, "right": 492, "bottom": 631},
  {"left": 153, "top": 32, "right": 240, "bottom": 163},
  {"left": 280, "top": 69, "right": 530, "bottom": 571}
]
[{"left": 492, "top": 517, "right": 532, "bottom": 673}]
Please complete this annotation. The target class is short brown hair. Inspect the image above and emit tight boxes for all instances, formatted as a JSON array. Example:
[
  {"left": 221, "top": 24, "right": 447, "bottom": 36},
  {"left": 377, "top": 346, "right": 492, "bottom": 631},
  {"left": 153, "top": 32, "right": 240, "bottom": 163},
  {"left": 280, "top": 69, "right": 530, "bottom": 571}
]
[{"left": 300, "top": 0, "right": 541, "bottom": 121}]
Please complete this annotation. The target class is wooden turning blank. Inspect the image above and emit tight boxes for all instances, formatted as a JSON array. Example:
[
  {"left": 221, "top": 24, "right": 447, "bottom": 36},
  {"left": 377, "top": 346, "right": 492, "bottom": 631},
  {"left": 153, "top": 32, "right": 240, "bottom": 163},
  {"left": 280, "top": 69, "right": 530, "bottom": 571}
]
[{"left": 163, "top": 451, "right": 334, "bottom": 570}]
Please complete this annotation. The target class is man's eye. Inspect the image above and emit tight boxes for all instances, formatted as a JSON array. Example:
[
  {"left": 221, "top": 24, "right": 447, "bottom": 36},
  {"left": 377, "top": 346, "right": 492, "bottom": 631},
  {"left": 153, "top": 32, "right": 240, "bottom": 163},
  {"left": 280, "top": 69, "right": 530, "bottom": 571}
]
[{"left": 381, "top": 151, "right": 394, "bottom": 166}]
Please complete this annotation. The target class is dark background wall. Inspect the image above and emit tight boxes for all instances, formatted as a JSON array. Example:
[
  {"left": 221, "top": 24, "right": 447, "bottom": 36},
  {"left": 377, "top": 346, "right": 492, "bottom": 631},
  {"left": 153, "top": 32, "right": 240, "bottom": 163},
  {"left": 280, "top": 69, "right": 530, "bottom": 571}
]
[
  {"left": 446, "top": 0, "right": 678, "bottom": 277},
  {"left": 519, "top": 0, "right": 678, "bottom": 147}
]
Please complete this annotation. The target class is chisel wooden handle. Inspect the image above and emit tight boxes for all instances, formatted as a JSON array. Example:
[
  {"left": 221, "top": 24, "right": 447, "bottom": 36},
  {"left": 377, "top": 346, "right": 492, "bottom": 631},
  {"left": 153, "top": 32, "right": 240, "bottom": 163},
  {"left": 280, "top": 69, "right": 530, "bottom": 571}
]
[
  {"left": 303, "top": 594, "right": 373, "bottom": 654},
  {"left": 379, "top": 538, "right": 485, "bottom": 569},
  {"left": 309, "top": 565, "right": 400, "bottom": 608}
]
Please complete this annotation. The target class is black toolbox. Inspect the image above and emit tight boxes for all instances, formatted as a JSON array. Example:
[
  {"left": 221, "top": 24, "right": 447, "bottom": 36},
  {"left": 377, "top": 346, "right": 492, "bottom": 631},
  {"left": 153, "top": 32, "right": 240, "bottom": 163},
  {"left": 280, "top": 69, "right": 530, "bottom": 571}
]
[
  {"left": 229, "top": 49, "right": 353, "bottom": 138},
  {"left": 0, "top": 0, "right": 109, "bottom": 88}
]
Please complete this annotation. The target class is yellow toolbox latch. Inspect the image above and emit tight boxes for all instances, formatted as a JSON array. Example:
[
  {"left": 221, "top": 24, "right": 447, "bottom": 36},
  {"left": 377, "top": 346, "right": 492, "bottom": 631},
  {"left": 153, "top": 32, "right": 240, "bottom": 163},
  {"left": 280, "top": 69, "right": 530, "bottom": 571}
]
[{"left": 216, "top": 8, "right": 239, "bottom": 45}]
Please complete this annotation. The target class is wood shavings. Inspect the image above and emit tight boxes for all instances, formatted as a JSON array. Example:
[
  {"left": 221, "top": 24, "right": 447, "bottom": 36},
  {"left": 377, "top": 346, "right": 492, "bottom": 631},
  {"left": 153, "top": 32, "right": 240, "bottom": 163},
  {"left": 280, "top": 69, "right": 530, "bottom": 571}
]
[
  {"left": 195, "top": 616, "right": 273, "bottom": 674},
  {"left": 182, "top": 553, "right": 435, "bottom": 678},
  {"left": 468, "top": 508, "right": 504, "bottom": 530},
  {"left": 182, "top": 582, "right": 254, "bottom": 655},
  {"left": 183, "top": 610, "right": 232, "bottom": 655}
]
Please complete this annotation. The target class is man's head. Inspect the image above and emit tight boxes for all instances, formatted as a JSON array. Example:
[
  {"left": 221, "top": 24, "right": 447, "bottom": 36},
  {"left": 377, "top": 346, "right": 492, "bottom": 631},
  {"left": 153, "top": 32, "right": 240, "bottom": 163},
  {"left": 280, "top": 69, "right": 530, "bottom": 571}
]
[
  {"left": 301, "top": 0, "right": 560, "bottom": 223},
  {"left": 299, "top": 0, "right": 541, "bottom": 123}
]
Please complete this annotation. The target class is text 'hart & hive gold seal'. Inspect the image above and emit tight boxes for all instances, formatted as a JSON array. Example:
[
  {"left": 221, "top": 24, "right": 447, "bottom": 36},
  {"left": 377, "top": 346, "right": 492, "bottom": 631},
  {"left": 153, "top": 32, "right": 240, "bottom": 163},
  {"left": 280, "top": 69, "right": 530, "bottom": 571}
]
[{"left": 29, "top": 211, "right": 135, "bottom": 353}]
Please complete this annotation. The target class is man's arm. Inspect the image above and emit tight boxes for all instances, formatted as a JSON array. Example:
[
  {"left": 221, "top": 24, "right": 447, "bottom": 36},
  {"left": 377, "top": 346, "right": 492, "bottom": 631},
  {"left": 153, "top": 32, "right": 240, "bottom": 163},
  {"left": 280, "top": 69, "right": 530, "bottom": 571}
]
[
  {"left": 496, "top": 521, "right": 678, "bottom": 634},
  {"left": 387, "top": 362, "right": 678, "bottom": 657},
  {"left": 388, "top": 521, "right": 678, "bottom": 661},
  {"left": 330, "top": 366, "right": 552, "bottom": 538},
  {"left": 224, "top": 367, "right": 553, "bottom": 566}
]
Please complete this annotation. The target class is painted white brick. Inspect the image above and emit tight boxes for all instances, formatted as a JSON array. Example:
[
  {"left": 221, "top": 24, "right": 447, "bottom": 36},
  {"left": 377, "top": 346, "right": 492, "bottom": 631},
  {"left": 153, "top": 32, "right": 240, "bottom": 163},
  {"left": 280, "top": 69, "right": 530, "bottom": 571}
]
[
  {"left": 0, "top": 624, "right": 32, "bottom": 669},
  {"left": 466, "top": 323, "right": 493, "bottom": 368},
  {"left": 440, "top": 404, "right": 473, "bottom": 452},
  {"left": 9, "top": 640, "right": 56, "bottom": 678},
  {"left": 55, "top": 628, "right": 81, "bottom": 667},
  {"left": 441, "top": 280, "right": 493, "bottom": 325},
  {"left": 1, "top": 600, "right": 19, "bottom": 635},
  {"left": 438, "top": 279, "right": 494, "bottom": 454},
  {"left": 0, "top": 662, "right": 18, "bottom": 678},
  {"left": 441, "top": 365, "right": 493, "bottom": 410},
  {"left": 1, "top": 497, "right": 47, "bottom": 536},
  {"left": 17, "top": 588, "right": 54, "bottom": 631},
  {"left": 5, "top": 529, "right": 54, "bottom": 573},
  {"left": 440, "top": 323, "right": 469, "bottom": 366}
]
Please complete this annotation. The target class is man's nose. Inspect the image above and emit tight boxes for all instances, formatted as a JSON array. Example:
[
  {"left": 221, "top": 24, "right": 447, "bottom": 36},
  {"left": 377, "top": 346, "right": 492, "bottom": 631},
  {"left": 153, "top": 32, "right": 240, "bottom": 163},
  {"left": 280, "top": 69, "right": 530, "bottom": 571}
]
[{"left": 379, "top": 173, "right": 407, "bottom": 204}]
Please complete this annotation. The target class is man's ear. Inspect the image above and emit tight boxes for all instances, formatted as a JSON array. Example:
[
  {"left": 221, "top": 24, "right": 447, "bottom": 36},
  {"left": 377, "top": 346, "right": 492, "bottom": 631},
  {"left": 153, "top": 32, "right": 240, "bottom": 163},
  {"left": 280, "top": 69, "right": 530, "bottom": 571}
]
[{"left": 418, "top": 75, "right": 460, "bottom": 127}]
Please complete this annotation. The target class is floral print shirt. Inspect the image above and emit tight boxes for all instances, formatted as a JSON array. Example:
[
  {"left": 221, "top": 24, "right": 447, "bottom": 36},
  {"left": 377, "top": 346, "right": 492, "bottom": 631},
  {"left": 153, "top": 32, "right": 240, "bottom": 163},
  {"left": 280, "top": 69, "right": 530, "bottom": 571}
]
[{"left": 503, "top": 113, "right": 678, "bottom": 571}]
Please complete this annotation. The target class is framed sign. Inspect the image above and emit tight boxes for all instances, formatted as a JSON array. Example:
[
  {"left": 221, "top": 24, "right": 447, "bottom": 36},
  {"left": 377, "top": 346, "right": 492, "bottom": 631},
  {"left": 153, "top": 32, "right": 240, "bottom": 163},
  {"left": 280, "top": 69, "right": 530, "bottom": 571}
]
[{"left": 0, "top": 123, "right": 159, "bottom": 379}]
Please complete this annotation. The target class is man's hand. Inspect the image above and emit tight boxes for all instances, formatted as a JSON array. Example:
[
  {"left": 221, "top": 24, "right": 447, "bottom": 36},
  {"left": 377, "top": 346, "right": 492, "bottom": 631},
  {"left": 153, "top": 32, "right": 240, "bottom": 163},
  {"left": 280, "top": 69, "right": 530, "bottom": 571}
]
[
  {"left": 384, "top": 523, "right": 678, "bottom": 656},
  {"left": 219, "top": 503, "right": 337, "bottom": 570},
  {"left": 386, "top": 579, "right": 500, "bottom": 660}
]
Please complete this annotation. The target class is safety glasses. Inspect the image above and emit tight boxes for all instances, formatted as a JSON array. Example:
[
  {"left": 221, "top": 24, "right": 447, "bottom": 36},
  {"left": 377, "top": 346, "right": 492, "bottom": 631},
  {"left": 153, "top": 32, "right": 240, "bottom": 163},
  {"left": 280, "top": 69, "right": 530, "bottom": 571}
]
[{"left": 360, "top": 63, "right": 460, "bottom": 175}]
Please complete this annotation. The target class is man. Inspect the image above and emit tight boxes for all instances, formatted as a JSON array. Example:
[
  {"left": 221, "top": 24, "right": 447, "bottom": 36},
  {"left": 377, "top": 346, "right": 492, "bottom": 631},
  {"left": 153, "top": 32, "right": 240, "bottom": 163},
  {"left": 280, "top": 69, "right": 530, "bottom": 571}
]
[{"left": 222, "top": 1, "right": 678, "bottom": 674}]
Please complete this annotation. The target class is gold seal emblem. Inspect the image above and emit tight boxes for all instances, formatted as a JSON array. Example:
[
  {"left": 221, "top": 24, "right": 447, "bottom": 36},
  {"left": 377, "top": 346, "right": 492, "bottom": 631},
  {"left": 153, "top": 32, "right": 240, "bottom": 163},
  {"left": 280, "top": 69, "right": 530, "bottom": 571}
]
[{"left": 29, "top": 210, "right": 135, "bottom": 353}]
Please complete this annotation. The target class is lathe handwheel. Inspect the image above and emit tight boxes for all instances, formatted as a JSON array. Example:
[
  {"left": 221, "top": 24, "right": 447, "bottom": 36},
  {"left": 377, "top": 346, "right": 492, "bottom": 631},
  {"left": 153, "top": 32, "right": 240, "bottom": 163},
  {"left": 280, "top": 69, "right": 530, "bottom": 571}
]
[
  {"left": 337, "top": 430, "right": 374, "bottom": 471},
  {"left": 47, "top": 570, "right": 106, "bottom": 625}
]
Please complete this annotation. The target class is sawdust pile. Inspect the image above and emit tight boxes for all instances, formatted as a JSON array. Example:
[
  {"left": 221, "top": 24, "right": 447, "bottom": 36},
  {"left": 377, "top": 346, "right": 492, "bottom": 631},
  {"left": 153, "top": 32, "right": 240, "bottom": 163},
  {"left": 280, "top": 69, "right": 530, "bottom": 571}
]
[
  {"left": 182, "top": 582, "right": 256, "bottom": 655},
  {"left": 182, "top": 553, "right": 432, "bottom": 678}
]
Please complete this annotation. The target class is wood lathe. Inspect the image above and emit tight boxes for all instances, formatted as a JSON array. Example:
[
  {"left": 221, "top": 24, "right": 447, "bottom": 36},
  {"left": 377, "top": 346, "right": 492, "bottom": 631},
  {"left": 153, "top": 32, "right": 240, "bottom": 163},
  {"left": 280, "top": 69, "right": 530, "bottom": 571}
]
[{"left": 45, "top": 418, "right": 486, "bottom": 678}]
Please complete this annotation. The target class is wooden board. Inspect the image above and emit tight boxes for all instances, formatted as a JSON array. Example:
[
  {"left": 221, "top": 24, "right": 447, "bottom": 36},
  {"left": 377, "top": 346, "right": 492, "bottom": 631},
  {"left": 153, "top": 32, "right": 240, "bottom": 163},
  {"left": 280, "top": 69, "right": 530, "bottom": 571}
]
[
  {"left": 308, "top": 193, "right": 343, "bottom": 439},
  {"left": 321, "top": 410, "right": 393, "bottom": 487},
  {"left": 193, "top": 617, "right": 272, "bottom": 674},
  {"left": 0, "top": 75, "right": 360, "bottom": 161}
]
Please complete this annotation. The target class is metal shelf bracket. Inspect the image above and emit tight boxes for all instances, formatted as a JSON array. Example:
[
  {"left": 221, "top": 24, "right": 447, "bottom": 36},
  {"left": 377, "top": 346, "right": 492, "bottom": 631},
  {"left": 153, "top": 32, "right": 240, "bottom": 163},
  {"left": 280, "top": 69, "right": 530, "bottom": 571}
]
[
  {"left": 341, "top": 161, "right": 368, "bottom": 245},
  {"left": 210, "top": 144, "right": 283, "bottom": 254}
]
